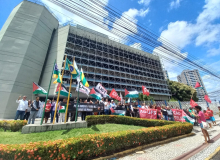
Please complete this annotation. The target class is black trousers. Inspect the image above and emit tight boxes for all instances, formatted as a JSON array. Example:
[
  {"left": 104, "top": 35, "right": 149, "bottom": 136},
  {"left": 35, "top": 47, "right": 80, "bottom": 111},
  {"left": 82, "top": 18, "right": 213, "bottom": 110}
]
[{"left": 24, "top": 112, "right": 30, "bottom": 120}]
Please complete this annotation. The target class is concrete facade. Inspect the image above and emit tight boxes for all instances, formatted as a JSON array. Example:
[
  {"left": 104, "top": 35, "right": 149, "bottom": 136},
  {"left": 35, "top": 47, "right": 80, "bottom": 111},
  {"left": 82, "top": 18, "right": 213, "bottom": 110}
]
[
  {"left": 177, "top": 69, "right": 208, "bottom": 101},
  {"left": 0, "top": 1, "right": 58, "bottom": 118},
  {"left": 163, "top": 70, "right": 169, "bottom": 80},
  {"left": 62, "top": 25, "right": 170, "bottom": 100}
]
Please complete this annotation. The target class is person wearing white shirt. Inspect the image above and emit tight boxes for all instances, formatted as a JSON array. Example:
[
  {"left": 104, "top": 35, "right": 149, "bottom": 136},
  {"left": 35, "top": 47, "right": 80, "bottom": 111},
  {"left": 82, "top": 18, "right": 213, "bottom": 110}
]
[
  {"left": 23, "top": 100, "right": 32, "bottom": 120},
  {"left": 104, "top": 99, "right": 110, "bottom": 115},
  {"left": 15, "top": 95, "right": 28, "bottom": 120},
  {"left": 141, "top": 103, "right": 148, "bottom": 109}
]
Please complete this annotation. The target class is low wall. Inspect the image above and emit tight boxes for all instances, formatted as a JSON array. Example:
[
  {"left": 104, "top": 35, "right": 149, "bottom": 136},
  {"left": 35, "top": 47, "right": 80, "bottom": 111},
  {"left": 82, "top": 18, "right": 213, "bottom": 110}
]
[{"left": 22, "top": 121, "right": 87, "bottom": 134}]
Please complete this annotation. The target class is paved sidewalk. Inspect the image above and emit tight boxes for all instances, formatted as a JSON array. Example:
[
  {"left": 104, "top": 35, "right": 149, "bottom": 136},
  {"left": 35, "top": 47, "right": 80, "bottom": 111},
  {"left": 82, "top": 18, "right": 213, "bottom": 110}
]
[{"left": 119, "top": 116, "right": 220, "bottom": 160}]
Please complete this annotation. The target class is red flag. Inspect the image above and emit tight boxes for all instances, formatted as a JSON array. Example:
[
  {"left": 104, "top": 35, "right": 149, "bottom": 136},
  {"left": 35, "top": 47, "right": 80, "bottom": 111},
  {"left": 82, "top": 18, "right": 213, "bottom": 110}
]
[
  {"left": 190, "top": 99, "right": 198, "bottom": 107},
  {"left": 195, "top": 82, "right": 201, "bottom": 88},
  {"left": 110, "top": 107, "right": 115, "bottom": 113},
  {"left": 204, "top": 95, "right": 211, "bottom": 103},
  {"left": 142, "top": 86, "right": 150, "bottom": 96},
  {"left": 109, "top": 89, "right": 121, "bottom": 101}
]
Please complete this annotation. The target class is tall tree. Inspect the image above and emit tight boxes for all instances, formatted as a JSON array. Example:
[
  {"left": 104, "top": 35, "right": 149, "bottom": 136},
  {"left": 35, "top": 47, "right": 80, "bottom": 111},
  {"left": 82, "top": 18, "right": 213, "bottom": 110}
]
[{"left": 168, "top": 80, "right": 198, "bottom": 101}]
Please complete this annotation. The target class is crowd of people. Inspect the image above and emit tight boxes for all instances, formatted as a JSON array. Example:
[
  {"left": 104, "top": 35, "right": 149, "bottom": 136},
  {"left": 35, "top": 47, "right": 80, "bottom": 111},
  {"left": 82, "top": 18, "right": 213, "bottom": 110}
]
[
  {"left": 14, "top": 96, "right": 218, "bottom": 131},
  {"left": 14, "top": 96, "right": 184, "bottom": 123}
]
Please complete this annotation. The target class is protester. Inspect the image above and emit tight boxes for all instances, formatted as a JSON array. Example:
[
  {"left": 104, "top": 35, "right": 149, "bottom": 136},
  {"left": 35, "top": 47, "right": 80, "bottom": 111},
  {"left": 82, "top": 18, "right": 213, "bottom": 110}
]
[
  {"left": 15, "top": 95, "right": 28, "bottom": 120},
  {"left": 203, "top": 110, "right": 212, "bottom": 128},
  {"left": 44, "top": 99, "right": 51, "bottom": 123},
  {"left": 131, "top": 102, "right": 138, "bottom": 117},
  {"left": 24, "top": 100, "right": 31, "bottom": 120},
  {"left": 51, "top": 99, "right": 59, "bottom": 123},
  {"left": 161, "top": 106, "right": 168, "bottom": 120},
  {"left": 156, "top": 106, "right": 162, "bottom": 119},
  {"left": 218, "top": 106, "right": 220, "bottom": 117},
  {"left": 28, "top": 97, "right": 40, "bottom": 124},
  {"left": 59, "top": 99, "right": 67, "bottom": 123},
  {"left": 81, "top": 100, "right": 87, "bottom": 121},
  {"left": 207, "top": 107, "right": 216, "bottom": 126},
  {"left": 110, "top": 100, "right": 116, "bottom": 109},
  {"left": 141, "top": 103, "right": 147, "bottom": 109},
  {"left": 104, "top": 99, "right": 109, "bottom": 115},
  {"left": 167, "top": 106, "right": 175, "bottom": 121},
  {"left": 192, "top": 106, "right": 210, "bottom": 144}
]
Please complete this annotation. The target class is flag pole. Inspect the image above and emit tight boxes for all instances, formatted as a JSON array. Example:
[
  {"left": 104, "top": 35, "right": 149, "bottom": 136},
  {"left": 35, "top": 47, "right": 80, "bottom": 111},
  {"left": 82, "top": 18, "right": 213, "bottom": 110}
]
[
  {"left": 75, "top": 88, "right": 79, "bottom": 122},
  {"left": 40, "top": 59, "right": 56, "bottom": 125},
  {"left": 53, "top": 55, "right": 67, "bottom": 124},
  {"left": 64, "top": 57, "right": 75, "bottom": 123}
]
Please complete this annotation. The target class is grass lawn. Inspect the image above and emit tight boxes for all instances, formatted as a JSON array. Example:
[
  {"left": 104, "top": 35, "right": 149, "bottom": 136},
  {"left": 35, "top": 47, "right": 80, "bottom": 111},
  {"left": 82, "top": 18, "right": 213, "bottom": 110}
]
[{"left": 0, "top": 124, "right": 145, "bottom": 144}]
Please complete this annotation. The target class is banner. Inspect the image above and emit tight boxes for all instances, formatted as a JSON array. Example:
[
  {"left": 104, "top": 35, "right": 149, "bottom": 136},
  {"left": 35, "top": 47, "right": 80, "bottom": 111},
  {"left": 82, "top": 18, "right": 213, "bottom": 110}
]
[
  {"left": 95, "top": 83, "right": 108, "bottom": 98},
  {"left": 76, "top": 82, "right": 90, "bottom": 96},
  {"left": 171, "top": 109, "right": 185, "bottom": 122},
  {"left": 139, "top": 108, "right": 157, "bottom": 119}
]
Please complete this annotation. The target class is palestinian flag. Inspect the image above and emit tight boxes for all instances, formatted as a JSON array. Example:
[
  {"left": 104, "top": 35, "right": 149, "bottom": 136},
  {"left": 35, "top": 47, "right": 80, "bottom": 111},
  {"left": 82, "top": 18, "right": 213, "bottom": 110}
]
[
  {"left": 33, "top": 82, "right": 47, "bottom": 95},
  {"left": 195, "top": 82, "right": 203, "bottom": 89},
  {"left": 182, "top": 109, "right": 195, "bottom": 125},
  {"left": 56, "top": 84, "right": 72, "bottom": 97},
  {"left": 59, "top": 105, "right": 66, "bottom": 113},
  {"left": 125, "top": 88, "right": 139, "bottom": 98},
  {"left": 90, "top": 88, "right": 102, "bottom": 100}
]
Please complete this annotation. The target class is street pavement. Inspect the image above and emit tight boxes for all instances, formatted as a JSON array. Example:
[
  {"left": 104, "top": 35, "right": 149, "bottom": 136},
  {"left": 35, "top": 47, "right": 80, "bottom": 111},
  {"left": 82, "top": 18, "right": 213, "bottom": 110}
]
[{"left": 119, "top": 115, "right": 220, "bottom": 160}]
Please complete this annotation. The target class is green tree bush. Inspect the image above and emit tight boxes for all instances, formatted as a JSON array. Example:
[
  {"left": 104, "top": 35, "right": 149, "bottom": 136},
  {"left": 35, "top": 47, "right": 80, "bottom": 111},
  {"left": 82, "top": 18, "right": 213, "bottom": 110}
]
[{"left": 168, "top": 80, "right": 198, "bottom": 101}]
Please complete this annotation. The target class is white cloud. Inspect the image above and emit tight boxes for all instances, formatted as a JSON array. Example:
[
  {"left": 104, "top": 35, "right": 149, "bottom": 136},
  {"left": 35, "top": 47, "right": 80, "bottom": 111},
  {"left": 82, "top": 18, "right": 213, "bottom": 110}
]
[
  {"left": 160, "top": 0, "right": 220, "bottom": 51},
  {"left": 130, "top": 43, "right": 142, "bottom": 50},
  {"left": 159, "top": 21, "right": 195, "bottom": 49},
  {"left": 169, "top": 0, "right": 182, "bottom": 10},
  {"left": 139, "top": 8, "right": 150, "bottom": 17},
  {"left": 138, "top": 0, "right": 151, "bottom": 6},
  {"left": 207, "top": 45, "right": 220, "bottom": 57}
]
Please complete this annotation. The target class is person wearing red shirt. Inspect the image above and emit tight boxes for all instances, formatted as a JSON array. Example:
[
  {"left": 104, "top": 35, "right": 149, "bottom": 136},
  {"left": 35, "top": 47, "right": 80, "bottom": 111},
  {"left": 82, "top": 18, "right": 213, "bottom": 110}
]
[
  {"left": 207, "top": 107, "right": 216, "bottom": 126},
  {"left": 44, "top": 99, "right": 51, "bottom": 123},
  {"left": 203, "top": 110, "right": 212, "bottom": 128}
]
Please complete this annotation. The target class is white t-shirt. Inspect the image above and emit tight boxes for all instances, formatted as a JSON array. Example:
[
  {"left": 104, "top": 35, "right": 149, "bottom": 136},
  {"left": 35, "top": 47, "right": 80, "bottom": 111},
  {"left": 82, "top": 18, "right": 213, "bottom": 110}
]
[
  {"left": 16, "top": 99, "right": 28, "bottom": 111},
  {"left": 130, "top": 105, "right": 134, "bottom": 111},
  {"left": 104, "top": 102, "right": 108, "bottom": 109},
  {"left": 26, "top": 104, "right": 31, "bottom": 112}
]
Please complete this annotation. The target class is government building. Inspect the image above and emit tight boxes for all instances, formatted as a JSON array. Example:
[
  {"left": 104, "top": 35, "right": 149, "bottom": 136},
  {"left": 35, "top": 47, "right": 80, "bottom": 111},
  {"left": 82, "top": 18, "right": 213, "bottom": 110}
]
[
  {"left": 0, "top": 0, "right": 170, "bottom": 118},
  {"left": 177, "top": 69, "right": 207, "bottom": 101}
]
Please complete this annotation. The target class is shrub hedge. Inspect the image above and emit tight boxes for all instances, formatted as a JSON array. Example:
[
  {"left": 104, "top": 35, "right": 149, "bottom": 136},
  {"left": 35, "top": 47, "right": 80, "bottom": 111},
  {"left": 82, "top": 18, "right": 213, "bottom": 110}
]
[
  {"left": 0, "top": 116, "right": 193, "bottom": 160},
  {"left": 0, "top": 120, "right": 27, "bottom": 132}
]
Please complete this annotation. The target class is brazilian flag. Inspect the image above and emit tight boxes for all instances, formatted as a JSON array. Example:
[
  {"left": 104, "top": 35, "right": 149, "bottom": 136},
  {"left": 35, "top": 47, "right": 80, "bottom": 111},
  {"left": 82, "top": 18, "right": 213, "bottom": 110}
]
[
  {"left": 65, "top": 59, "right": 80, "bottom": 79},
  {"left": 80, "top": 68, "right": 89, "bottom": 87}
]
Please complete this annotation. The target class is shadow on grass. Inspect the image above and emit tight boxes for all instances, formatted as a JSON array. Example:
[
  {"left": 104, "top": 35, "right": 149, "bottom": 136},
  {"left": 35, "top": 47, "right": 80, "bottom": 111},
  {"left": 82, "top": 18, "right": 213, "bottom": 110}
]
[
  {"left": 61, "top": 129, "right": 72, "bottom": 135},
  {"left": 91, "top": 125, "right": 100, "bottom": 131}
]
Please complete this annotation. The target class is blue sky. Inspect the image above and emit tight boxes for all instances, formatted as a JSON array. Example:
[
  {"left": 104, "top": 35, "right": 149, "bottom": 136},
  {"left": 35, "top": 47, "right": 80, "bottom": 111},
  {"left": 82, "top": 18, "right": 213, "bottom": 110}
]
[{"left": 1, "top": 0, "right": 220, "bottom": 96}]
